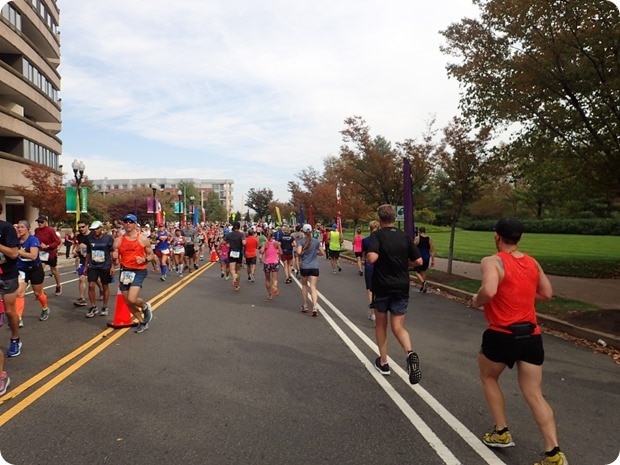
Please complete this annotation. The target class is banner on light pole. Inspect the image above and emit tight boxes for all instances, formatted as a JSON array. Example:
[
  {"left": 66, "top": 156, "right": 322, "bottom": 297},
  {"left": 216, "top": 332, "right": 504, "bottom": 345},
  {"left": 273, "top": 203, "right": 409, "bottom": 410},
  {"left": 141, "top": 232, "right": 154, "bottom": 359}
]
[{"left": 66, "top": 187, "right": 88, "bottom": 213}]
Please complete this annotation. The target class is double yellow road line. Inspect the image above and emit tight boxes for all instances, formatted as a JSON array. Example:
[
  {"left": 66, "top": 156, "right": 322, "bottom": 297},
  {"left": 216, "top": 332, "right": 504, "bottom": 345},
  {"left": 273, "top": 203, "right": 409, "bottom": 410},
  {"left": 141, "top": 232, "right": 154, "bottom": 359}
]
[{"left": 0, "top": 263, "right": 214, "bottom": 426}]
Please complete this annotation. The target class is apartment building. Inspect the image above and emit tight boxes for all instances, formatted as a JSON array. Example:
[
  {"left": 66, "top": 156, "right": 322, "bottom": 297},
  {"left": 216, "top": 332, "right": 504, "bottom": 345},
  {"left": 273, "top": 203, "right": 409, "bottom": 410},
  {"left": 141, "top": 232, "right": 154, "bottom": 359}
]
[
  {"left": 90, "top": 177, "right": 235, "bottom": 215},
  {"left": 0, "top": 0, "right": 61, "bottom": 223}
]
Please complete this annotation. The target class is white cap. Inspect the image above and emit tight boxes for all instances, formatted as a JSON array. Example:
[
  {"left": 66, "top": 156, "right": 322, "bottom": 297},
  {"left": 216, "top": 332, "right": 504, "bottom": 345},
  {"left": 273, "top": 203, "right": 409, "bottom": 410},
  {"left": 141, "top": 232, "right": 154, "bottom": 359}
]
[
  {"left": 302, "top": 224, "right": 312, "bottom": 233},
  {"left": 89, "top": 220, "right": 104, "bottom": 230}
]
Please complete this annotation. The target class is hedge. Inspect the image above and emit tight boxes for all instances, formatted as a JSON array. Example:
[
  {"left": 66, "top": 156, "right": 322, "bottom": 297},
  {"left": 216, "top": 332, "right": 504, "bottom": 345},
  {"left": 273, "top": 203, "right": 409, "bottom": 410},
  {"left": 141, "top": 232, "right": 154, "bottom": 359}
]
[{"left": 461, "top": 219, "right": 620, "bottom": 236}]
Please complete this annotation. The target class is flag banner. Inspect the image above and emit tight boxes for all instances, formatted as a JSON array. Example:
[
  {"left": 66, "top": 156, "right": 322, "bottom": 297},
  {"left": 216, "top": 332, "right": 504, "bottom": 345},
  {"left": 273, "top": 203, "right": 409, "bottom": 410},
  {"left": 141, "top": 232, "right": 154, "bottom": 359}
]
[
  {"left": 275, "top": 206, "right": 282, "bottom": 225},
  {"left": 174, "top": 201, "right": 184, "bottom": 214},
  {"left": 156, "top": 211, "right": 163, "bottom": 227},
  {"left": 147, "top": 197, "right": 155, "bottom": 214},
  {"left": 403, "top": 158, "right": 414, "bottom": 239},
  {"left": 157, "top": 200, "right": 162, "bottom": 213},
  {"left": 336, "top": 185, "right": 342, "bottom": 233},
  {"left": 65, "top": 187, "right": 77, "bottom": 213},
  {"left": 193, "top": 207, "right": 199, "bottom": 227},
  {"left": 80, "top": 187, "right": 88, "bottom": 213},
  {"left": 299, "top": 204, "right": 305, "bottom": 225},
  {"left": 308, "top": 204, "right": 314, "bottom": 228}
]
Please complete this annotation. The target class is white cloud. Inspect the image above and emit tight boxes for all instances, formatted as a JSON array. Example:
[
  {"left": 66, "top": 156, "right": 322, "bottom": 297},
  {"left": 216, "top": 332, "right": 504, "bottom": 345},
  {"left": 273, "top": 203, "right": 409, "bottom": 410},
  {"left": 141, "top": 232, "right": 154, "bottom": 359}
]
[{"left": 58, "top": 0, "right": 481, "bottom": 209}]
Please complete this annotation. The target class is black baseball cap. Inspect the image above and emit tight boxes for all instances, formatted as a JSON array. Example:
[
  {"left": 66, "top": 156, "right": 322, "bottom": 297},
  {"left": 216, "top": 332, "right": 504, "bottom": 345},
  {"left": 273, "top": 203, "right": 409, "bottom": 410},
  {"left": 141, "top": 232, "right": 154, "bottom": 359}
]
[
  {"left": 494, "top": 217, "right": 524, "bottom": 242},
  {"left": 36, "top": 215, "right": 48, "bottom": 222}
]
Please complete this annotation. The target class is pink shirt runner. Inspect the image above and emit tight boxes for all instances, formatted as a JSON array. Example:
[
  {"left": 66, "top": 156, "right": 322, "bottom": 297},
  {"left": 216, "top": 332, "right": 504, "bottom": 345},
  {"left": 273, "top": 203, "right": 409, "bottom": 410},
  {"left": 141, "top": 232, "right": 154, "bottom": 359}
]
[{"left": 264, "top": 240, "right": 279, "bottom": 264}]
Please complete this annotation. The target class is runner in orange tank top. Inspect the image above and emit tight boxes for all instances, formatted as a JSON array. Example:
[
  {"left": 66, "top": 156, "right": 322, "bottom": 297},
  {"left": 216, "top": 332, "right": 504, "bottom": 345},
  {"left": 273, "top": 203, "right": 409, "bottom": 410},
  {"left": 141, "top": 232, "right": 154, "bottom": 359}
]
[
  {"left": 472, "top": 218, "right": 568, "bottom": 465},
  {"left": 112, "top": 214, "right": 155, "bottom": 334}
]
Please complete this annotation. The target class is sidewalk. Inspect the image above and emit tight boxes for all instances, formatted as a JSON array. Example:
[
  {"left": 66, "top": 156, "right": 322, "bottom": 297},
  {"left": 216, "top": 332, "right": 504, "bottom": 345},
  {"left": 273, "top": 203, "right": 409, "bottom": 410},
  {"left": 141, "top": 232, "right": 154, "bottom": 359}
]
[
  {"left": 341, "top": 239, "right": 618, "bottom": 310},
  {"left": 433, "top": 258, "right": 619, "bottom": 310}
]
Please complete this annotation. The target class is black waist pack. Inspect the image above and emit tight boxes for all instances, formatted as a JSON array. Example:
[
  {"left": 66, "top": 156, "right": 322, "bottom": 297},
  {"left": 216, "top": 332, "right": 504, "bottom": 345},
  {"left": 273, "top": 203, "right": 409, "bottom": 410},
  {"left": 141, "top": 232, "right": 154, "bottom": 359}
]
[{"left": 507, "top": 322, "right": 536, "bottom": 339}]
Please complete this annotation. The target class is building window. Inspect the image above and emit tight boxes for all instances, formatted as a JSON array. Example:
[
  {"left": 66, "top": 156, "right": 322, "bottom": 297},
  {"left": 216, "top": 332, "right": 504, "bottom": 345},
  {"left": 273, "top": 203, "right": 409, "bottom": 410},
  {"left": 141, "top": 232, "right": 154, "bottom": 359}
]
[
  {"left": 21, "top": 59, "right": 60, "bottom": 102},
  {"left": 23, "top": 139, "right": 59, "bottom": 170},
  {"left": 1, "top": 4, "right": 22, "bottom": 31}
]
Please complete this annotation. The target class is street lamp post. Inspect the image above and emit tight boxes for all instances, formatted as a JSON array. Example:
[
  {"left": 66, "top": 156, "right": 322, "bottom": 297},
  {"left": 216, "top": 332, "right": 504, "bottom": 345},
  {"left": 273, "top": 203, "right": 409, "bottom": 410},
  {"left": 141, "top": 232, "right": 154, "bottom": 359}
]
[
  {"left": 71, "top": 159, "right": 85, "bottom": 231},
  {"left": 190, "top": 195, "right": 195, "bottom": 227},
  {"left": 177, "top": 189, "right": 182, "bottom": 226},
  {"left": 151, "top": 182, "right": 159, "bottom": 227}
]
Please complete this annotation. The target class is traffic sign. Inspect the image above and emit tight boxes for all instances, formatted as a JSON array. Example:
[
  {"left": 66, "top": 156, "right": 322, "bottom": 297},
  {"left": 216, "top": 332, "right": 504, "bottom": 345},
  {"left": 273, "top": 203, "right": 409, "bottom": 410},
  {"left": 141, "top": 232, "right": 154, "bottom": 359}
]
[{"left": 396, "top": 205, "right": 405, "bottom": 221}]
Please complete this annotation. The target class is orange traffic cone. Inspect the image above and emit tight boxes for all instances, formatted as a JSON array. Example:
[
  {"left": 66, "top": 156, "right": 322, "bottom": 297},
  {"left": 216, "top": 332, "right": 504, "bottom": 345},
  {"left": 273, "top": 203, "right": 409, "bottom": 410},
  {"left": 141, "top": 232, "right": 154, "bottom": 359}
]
[
  {"left": 107, "top": 287, "right": 137, "bottom": 328},
  {"left": 210, "top": 247, "right": 218, "bottom": 262}
]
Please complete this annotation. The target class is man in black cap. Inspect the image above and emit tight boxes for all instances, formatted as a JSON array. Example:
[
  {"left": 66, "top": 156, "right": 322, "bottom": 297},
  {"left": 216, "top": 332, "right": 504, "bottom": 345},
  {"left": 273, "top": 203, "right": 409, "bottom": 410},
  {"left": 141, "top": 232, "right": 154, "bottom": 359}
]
[
  {"left": 34, "top": 215, "right": 62, "bottom": 295},
  {"left": 472, "top": 218, "right": 568, "bottom": 465}
]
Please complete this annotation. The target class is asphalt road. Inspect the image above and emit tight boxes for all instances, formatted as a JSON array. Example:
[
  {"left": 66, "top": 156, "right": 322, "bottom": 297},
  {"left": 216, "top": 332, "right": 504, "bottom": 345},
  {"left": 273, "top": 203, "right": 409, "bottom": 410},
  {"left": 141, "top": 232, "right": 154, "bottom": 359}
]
[{"left": 0, "top": 258, "right": 617, "bottom": 465}]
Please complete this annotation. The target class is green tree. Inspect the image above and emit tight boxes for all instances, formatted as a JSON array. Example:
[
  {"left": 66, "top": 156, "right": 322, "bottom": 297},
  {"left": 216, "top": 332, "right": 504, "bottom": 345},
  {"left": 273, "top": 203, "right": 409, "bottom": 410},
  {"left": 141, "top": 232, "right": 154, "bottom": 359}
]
[
  {"left": 440, "top": 0, "right": 620, "bottom": 200},
  {"left": 339, "top": 116, "right": 403, "bottom": 206},
  {"left": 245, "top": 188, "right": 273, "bottom": 220},
  {"left": 204, "top": 190, "right": 227, "bottom": 222},
  {"left": 433, "top": 117, "right": 492, "bottom": 273}
]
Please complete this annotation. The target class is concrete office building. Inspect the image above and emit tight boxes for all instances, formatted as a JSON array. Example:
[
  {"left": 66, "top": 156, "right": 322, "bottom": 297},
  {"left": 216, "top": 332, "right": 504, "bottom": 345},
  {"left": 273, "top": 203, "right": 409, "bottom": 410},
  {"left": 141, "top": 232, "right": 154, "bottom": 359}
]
[
  {"left": 0, "top": 0, "right": 62, "bottom": 223},
  {"left": 90, "top": 177, "right": 235, "bottom": 215}
]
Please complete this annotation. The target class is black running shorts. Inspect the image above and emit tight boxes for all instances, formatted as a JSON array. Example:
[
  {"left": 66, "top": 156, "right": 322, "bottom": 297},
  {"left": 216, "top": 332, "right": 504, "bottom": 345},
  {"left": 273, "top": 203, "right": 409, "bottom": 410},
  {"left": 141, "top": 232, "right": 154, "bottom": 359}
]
[{"left": 480, "top": 329, "right": 544, "bottom": 368}]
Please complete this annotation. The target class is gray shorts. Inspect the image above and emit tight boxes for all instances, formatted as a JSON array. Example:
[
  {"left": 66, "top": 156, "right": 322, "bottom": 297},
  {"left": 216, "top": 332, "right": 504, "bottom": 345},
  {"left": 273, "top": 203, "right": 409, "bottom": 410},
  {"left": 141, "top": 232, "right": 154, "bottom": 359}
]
[
  {"left": 0, "top": 277, "right": 19, "bottom": 295},
  {"left": 370, "top": 294, "right": 409, "bottom": 315},
  {"left": 118, "top": 269, "right": 148, "bottom": 291}
]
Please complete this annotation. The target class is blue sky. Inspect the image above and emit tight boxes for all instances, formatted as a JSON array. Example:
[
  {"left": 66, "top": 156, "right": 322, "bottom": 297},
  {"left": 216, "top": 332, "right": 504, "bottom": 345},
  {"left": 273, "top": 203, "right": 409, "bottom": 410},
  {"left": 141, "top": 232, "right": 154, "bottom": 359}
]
[{"left": 41, "top": 1, "right": 617, "bottom": 211}]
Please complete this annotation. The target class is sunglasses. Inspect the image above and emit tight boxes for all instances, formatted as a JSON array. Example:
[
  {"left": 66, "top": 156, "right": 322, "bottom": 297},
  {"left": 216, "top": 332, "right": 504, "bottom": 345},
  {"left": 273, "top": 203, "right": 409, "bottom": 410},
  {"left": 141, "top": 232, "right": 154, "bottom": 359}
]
[
  {"left": 123, "top": 219, "right": 135, "bottom": 224},
  {"left": 36, "top": 220, "right": 45, "bottom": 223}
]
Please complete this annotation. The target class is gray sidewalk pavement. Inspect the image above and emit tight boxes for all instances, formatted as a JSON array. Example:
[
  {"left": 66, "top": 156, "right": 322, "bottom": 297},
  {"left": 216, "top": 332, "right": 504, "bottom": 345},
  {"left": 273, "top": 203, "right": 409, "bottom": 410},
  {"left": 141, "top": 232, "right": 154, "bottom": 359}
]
[{"left": 433, "top": 258, "right": 619, "bottom": 310}]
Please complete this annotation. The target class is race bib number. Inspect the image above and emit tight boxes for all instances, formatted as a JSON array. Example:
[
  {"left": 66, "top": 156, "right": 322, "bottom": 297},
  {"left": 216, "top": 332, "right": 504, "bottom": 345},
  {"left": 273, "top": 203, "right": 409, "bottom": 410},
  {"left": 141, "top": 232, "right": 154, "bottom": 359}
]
[
  {"left": 92, "top": 250, "right": 105, "bottom": 263},
  {"left": 229, "top": 250, "right": 240, "bottom": 258},
  {"left": 173, "top": 246, "right": 184, "bottom": 254},
  {"left": 39, "top": 251, "right": 49, "bottom": 262},
  {"left": 120, "top": 271, "right": 136, "bottom": 285}
]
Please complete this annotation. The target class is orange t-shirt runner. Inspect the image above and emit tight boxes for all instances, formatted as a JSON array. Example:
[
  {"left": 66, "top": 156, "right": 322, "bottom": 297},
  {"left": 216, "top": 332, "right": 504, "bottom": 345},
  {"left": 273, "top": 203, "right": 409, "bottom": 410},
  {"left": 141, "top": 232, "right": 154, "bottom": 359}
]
[
  {"left": 244, "top": 235, "right": 259, "bottom": 258},
  {"left": 484, "top": 251, "right": 541, "bottom": 335},
  {"left": 119, "top": 234, "right": 147, "bottom": 270}
]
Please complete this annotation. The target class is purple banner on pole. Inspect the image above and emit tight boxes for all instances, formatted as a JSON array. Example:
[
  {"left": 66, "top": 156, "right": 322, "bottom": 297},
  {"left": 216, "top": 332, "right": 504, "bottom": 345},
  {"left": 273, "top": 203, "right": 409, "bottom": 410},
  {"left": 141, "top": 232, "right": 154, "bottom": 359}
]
[
  {"left": 299, "top": 204, "right": 305, "bottom": 225},
  {"left": 403, "top": 158, "right": 414, "bottom": 240}
]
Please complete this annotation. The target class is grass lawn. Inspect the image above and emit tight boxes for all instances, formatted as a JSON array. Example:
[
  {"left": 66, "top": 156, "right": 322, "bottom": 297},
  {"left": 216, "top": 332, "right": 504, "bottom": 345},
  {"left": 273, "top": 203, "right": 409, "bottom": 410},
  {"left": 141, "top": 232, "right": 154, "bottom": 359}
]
[
  {"left": 343, "top": 227, "right": 620, "bottom": 279},
  {"left": 340, "top": 227, "right": 617, "bottom": 329},
  {"left": 429, "top": 229, "right": 620, "bottom": 279}
]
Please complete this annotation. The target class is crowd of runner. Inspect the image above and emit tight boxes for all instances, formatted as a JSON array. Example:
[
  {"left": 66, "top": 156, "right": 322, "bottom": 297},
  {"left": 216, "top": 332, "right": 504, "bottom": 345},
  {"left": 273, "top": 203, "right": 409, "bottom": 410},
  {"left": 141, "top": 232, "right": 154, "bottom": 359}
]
[{"left": 0, "top": 206, "right": 568, "bottom": 465}]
